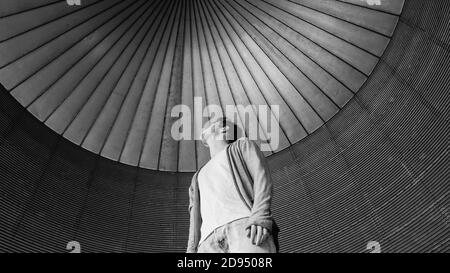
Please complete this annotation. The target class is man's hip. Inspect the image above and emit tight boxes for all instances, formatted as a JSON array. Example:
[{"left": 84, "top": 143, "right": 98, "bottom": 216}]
[{"left": 197, "top": 217, "right": 276, "bottom": 253}]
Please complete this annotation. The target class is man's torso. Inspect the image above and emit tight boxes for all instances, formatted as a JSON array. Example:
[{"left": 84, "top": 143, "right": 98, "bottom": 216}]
[{"left": 198, "top": 147, "right": 251, "bottom": 244}]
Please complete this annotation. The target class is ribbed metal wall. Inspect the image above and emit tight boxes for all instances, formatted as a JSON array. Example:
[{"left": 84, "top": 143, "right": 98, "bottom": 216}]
[
  {"left": 268, "top": 0, "right": 449, "bottom": 252},
  {"left": 0, "top": 0, "right": 448, "bottom": 252},
  {"left": 0, "top": 89, "right": 190, "bottom": 252}
]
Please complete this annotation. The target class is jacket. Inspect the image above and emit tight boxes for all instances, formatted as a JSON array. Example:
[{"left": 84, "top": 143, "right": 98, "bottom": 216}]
[{"left": 186, "top": 137, "right": 279, "bottom": 253}]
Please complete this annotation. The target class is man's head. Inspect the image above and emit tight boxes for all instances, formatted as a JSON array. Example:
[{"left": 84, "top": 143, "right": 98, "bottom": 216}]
[{"left": 201, "top": 117, "right": 239, "bottom": 147}]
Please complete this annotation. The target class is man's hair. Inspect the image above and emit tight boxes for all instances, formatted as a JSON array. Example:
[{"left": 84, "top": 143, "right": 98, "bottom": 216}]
[{"left": 220, "top": 117, "right": 239, "bottom": 144}]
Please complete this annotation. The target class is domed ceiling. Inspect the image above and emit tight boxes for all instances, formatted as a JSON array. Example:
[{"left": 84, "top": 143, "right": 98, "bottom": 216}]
[{"left": 0, "top": 0, "right": 404, "bottom": 172}]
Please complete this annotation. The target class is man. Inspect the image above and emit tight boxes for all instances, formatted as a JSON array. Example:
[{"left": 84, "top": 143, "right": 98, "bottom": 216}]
[{"left": 186, "top": 117, "right": 279, "bottom": 253}]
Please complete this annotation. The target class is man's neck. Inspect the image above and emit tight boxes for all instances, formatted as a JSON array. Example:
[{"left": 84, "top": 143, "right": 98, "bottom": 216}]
[{"left": 207, "top": 140, "right": 229, "bottom": 158}]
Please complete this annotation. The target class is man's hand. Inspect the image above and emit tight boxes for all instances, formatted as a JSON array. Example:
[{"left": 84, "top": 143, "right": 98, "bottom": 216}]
[{"left": 246, "top": 225, "right": 269, "bottom": 246}]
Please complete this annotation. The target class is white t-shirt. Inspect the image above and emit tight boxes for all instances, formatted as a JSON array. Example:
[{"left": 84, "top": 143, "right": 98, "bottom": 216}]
[{"left": 198, "top": 146, "right": 251, "bottom": 244}]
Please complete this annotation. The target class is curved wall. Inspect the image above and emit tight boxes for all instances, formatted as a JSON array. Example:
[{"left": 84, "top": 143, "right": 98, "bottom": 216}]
[
  {"left": 0, "top": 88, "right": 191, "bottom": 252},
  {"left": 0, "top": 0, "right": 449, "bottom": 252},
  {"left": 267, "top": 0, "right": 449, "bottom": 252}
]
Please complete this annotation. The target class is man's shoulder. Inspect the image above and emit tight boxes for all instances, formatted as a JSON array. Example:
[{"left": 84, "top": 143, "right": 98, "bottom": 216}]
[
  {"left": 234, "top": 136, "right": 255, "bottom": 145},
  {"left": 234, "top": 137, "right": 258, "bottom": 150}
]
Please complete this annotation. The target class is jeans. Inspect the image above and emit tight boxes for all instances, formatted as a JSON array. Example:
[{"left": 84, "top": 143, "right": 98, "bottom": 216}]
[{"left": 197, "top": 217, "right": 277, "bottom": 253}]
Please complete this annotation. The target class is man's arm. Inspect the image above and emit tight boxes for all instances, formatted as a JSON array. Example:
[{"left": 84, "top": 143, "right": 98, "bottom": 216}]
[
  {"left": 239, "top": 138, "right": 274, "bottom": 245},
  {"left": 186, "top": 183, "right": 197, "bottom": 253}
]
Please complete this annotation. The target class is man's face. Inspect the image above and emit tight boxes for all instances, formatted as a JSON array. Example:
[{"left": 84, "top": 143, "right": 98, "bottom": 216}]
[{"left": 201, "top": 120, "right": 229, "bottom": 147}]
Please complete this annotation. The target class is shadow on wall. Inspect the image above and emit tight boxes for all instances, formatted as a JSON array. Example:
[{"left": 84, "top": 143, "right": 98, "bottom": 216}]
[{"left": 0, "top": 0, "right": 448, "bottom": 252}]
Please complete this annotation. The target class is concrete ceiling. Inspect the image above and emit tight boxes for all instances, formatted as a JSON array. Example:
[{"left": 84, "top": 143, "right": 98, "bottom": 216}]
[{"left": 0, "top": 0, "right": 404, "bottom": 171}]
